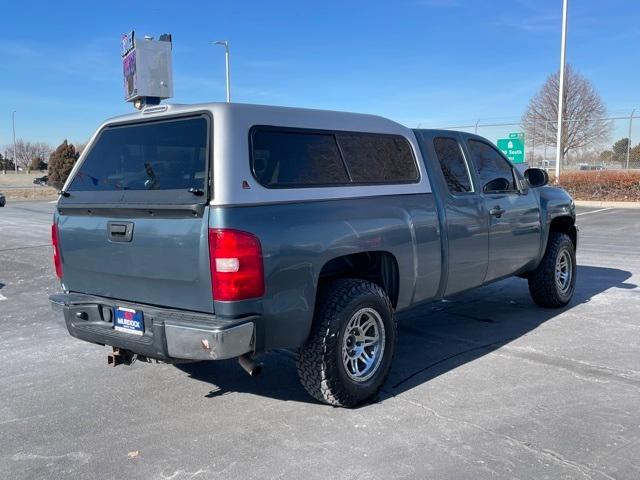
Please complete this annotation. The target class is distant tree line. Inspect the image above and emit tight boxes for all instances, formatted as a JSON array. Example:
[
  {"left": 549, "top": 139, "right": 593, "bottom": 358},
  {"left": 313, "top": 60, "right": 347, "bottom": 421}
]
[
  {"left": 3, "top": 139, "right": 83, "bottom": 189},
  {"left": 3, "top": 140, "right": 52, "bottom": 172},
  {"left": 598, "top": 138, "right": 640, "bottom": 166}
]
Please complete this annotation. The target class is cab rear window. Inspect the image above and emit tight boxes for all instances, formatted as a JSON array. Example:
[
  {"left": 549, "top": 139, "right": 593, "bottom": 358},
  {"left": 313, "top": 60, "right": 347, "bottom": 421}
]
[
  {"left": 69, "top": 116, "right": 208, "bottom": 192},
  {"left": 250, "top": 126, "right": 419, "bottom": 188}
]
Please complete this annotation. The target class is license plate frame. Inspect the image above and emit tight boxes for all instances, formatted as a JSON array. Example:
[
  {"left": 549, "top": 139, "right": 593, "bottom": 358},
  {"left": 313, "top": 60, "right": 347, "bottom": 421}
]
[{"left": 113, "top": 307, "right": 144, "bottom": 336}]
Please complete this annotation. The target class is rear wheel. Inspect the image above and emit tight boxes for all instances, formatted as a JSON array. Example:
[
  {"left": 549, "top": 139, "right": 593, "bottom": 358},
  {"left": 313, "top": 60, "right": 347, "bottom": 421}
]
[
  {"left": 528, "top": 232, "right": 576, "bottom": 308},
  {"left": 297, "top": 279, "right": 396, "bottom": 407}
]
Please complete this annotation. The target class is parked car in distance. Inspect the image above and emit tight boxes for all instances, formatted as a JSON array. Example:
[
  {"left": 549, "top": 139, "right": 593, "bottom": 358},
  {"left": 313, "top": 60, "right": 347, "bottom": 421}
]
[
  {"left": 578, "top": 164, "right": 605, "bottom": 171},
  {"left": 33, "top": 175, "right": 48, "bottom": 185},
  {"left": 0, "top": 192, "right": 5, "bottom": 207},
  {"left": 49, "top": 102, "right": 578, "bottom": 407}
]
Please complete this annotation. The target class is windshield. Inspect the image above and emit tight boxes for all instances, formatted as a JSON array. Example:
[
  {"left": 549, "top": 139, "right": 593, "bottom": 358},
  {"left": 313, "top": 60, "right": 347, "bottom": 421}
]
[{"left": 69, "top": 116, "right": 208, "bottom": 192}]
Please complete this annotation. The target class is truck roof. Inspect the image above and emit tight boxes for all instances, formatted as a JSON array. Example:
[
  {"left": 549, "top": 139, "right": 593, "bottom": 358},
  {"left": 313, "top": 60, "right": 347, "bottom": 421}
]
[{"left": 102, "top": 102, "right": 411, "bottom": 135}]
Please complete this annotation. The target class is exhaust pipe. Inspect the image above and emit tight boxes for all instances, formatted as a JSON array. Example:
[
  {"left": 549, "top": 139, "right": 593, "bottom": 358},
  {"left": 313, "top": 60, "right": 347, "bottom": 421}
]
[
  {"left": 107, "top": 347, "right": 134, "bottom": 367},
  {"left": 238, "top": 354, "right": 263, "bottom": 377}
]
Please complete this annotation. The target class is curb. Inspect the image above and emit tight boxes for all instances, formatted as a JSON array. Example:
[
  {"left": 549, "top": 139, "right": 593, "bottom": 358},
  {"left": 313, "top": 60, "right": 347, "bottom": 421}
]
[{"left": 574, "top": 200, "right": 640, "bottom": 209}]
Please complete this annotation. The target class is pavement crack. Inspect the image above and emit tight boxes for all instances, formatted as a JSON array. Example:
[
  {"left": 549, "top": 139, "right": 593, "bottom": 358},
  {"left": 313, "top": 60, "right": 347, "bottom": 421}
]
[
  {"left": 493, "top": 348, "right": 640, "bottom": 389},
  {"left": 442, "top": 310, "right": 496, "bottom": 323},
  {"left": 386, "top": 394, "right": 617, "bottom": 480}
]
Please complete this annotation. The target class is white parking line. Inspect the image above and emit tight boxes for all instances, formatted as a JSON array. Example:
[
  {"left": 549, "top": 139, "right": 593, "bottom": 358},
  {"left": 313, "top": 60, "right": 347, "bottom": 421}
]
[
  {"left": 0, "top": 293, "right": 7, "bottom": 301},
  {"left": 576, "top": 208, "right": 614, "bottom": 216}
]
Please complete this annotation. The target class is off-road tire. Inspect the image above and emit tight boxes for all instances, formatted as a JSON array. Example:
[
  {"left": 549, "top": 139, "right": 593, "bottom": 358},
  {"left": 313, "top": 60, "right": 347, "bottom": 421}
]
[
  {"left": 528, "top": 232, "right": 576, "bottom": 308},
  {"left": 297, "top": 279, "right": 396, "bottom": 407}
]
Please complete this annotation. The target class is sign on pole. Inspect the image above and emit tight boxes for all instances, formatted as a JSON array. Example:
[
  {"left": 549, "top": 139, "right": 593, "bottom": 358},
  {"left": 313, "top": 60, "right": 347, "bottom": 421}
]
[
  {"left": 497, "top": 132, "right": 525, "bottom": 164},
  {"left": 121, "top": 31, "right": 174, "bottom": 105}
]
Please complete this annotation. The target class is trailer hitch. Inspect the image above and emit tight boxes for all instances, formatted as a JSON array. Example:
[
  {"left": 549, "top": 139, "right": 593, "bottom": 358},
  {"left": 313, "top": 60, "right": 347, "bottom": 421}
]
[{"left": 107, "top": 347, "right": 135, "bottom": 367}]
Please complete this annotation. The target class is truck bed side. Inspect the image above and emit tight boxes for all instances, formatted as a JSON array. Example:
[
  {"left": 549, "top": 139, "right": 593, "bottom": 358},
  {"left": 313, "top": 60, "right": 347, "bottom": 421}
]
[{"left": 209, "top": 194, "right": 442, "bottom": 352}]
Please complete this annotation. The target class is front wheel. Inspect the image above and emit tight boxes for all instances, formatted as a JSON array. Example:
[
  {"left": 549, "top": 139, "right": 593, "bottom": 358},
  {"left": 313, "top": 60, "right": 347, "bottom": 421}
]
[
  {"left": 528, "top": 232, "right": 577, "bottom": 308},
  {"left": 297, "top": 279, "right": 396, "bottom": 407}
]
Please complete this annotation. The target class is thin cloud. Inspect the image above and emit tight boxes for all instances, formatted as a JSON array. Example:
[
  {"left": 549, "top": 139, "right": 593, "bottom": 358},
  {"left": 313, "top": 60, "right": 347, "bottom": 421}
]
[{"left": 494, "top": 2, "right": 595, "bottom": 35}]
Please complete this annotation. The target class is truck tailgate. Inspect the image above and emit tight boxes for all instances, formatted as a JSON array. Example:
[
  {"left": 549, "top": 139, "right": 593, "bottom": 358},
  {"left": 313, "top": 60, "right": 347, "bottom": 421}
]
[{"left": 57, "top": 209, "right": 213, "bottom": 313}]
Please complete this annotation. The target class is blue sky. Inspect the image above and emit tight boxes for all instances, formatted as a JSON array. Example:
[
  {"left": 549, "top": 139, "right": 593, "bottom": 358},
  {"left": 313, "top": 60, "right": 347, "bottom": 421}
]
[{"left": 1, "top": 0, "right": 638, "bottom": 147}]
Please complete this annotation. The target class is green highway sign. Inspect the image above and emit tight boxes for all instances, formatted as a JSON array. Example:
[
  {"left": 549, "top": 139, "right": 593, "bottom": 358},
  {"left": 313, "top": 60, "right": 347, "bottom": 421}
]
[{"left": 497, "top": 132, "right": 525, "bottom": 164}]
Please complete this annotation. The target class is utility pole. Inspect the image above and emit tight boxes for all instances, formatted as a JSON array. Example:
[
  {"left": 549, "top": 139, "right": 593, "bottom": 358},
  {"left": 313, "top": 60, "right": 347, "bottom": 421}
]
[
  {"left": 555, "top": 0, "right": 569, "bottom": 181},
  {"left": 12, "top": 110, "right": 17, "bottom": 174},
  {"left": 626, "top": 109, "right": 635, "bottom": 169},
  {"left": 214, "top": 40, "right": 231, "bottom": 102},
  {"left": 543, "top": 120, "right": 548, "bottom": 168},
  {"left": 532, "top": 119, "right": 536, "bottom": 164}
]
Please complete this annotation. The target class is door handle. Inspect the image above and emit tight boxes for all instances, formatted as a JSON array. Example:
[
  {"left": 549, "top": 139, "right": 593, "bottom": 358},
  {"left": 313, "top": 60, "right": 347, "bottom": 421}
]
[
  {"left": 109, "top": 224, "right": 127, "bottom": 235},
  {"left": 489, "top": 206, "right": 506, "bottom": 218},
  {"left": 107, "top": 221, "right": 134, "bottom": 242}
]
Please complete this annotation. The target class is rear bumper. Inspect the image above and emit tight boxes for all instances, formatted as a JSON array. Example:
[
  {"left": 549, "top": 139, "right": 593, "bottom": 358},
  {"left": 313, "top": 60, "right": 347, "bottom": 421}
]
[{"left": 49, "top": 293, "right": 256, "bottom": 361}]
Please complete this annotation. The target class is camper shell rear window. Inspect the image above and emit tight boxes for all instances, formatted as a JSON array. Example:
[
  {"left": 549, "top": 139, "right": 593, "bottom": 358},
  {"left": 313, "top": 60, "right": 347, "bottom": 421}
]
[{"left": 67, "top": 115, "right": 210, "bottom": 204}]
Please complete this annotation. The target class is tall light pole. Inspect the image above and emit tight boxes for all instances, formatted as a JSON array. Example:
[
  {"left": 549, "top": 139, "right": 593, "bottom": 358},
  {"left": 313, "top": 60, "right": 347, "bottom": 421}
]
[
  {"left": 626, "top": 108, "right": 635, "bottom": 169},
  {"left": 554, "top": 0, "right": 569, "bottom": 181},
  {"left": 214, "top": 40, "right": 231, "bottom": 102},
  {"left": 12, "top": 110, "right": 17, "bottom": 174}
]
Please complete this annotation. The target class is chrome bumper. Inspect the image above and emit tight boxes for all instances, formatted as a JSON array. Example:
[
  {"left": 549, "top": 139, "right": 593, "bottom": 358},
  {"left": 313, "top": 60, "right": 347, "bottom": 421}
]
[{"left": 164, "top": 321, "right": 254, "bottom": 360}]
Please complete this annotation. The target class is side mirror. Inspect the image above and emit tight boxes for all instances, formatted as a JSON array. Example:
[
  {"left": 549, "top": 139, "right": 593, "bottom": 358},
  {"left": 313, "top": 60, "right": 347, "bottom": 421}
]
[
  {"left": 524, "top": 168, "right": 549, "bottom": 188},
  {"left": 484, "top": 177, "right": 511, "bottom": 193}
]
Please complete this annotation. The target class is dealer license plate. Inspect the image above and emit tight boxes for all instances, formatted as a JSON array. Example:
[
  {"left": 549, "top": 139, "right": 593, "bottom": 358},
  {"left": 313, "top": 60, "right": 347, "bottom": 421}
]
[{"left": 114, "top": 307, "right": 144, "bottom": 336}]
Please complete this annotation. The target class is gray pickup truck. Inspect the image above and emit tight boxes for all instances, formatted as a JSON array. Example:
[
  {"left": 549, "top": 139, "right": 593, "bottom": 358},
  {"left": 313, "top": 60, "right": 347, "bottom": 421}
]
[{"left": 49, "top": 103, "right": 577, "bottom": 407}]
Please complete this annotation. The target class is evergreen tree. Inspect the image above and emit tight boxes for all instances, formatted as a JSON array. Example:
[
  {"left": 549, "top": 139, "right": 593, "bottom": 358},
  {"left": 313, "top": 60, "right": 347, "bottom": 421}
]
[
  {"left": 612, "top": 138, "right": 629, "bottom": 164},
  {"left": 0, "top": 153, "right": 15, "bottom": 171},
  {"left": 48, "top": 140, "right": 79, "bottom": 189},
  {"left": 30, "top": 157, "right": 47, "bottom": 171}
]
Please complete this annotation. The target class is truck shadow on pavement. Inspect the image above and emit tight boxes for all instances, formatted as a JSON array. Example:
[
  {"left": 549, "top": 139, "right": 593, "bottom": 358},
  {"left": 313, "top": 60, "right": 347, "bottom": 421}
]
[{"left": 176, "top": 265, "right": 635, "bottom": 406}]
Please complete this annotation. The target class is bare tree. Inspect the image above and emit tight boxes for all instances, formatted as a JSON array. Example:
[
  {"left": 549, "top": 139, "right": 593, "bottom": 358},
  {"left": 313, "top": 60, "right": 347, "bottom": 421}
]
[
  {"left": 522, "top": 65, "right": 610, "bottom": 165},
  {"left": 5, "top": 139, "right": 52, "bottom": 171},
  {"left": 32, "top": 142, "right": 52, "bottom": 165}
]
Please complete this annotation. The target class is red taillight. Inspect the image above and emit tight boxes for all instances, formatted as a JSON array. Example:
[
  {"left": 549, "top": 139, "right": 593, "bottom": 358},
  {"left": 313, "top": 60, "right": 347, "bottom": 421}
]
[
  {"left": 51, "top": 223, "right": 63, "bottom": 279},
  {"left": 208, "top": 229, "right": 264, "bottom": 301}
]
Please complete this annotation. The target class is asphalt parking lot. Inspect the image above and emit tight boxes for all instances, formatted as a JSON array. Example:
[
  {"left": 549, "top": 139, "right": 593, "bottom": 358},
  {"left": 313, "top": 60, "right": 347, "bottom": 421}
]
[{"left": 1, "top": 200, "right": 639, "bottom": 480}]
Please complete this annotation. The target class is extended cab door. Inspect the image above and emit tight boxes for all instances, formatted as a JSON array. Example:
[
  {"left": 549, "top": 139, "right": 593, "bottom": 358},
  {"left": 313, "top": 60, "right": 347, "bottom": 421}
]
[
  {"left": 462, "top": 136, "right": 541, "bottom": 282},
  {"left": 416, "top": 131, "right": 489, "bottom": 296}
]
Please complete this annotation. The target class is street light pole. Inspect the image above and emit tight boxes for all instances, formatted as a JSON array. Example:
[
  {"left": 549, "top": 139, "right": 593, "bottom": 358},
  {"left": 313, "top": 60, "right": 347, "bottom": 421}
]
[
  {"left": 12, "top": 110, "right": 17, "bottom": 174},
  {"left": 555, "top": 0, "right": 569, "bottom": 182},
  {"left": 214, "top": 40, "right": 231, "bottom": 102},
  {"left": 543, "top": 120, "right": 548, "bottom": 167},
  {"left": 626, "top": 108, "right": 635, "bottom": 169}
]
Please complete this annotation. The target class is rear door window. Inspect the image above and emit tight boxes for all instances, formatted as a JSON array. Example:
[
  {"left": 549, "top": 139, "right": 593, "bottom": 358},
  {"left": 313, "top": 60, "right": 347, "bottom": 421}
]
[
  {"left": 433, "top": 137, "right": 473, "bottom": 193},
  {"left": 69, "top": 116, "right": 208, "bottom": 197}
]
